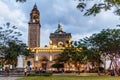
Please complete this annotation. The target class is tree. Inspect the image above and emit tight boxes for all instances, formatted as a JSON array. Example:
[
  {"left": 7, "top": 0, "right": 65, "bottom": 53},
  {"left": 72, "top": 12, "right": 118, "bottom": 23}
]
[
  {"left": 4, "top": 40, "right": 30, "bottom": 66},
  {"left": 0, "top": 22, "right": 22, "bottom": 52},
  {"left": 51, "top": 63, "right": 64, "bottom": 72},
  {"left": 56, "top": 40, "right": 102, "bottom": 74},
  {"left": 87, "top": 29, "right": 120, "bottom": 75},
  {"left": 15, "top": 0, "right": 120, "bottom": 16},
  {"left": 0, "top": 23, "right": 30, "bottom": 67},
  {"left": 16, "top": 0, "right": 26, "bottom": 2},
  {"left": 56, "top": 47, "right": 73, "bottom": 71},
  {"left": 77, "top": 39, "right": 102, "bottom": 75},
  {"left": 77, "top": 0, "right": 120, "bottom": 16},
  {"left": 55, "top": 41, "right": 78, "bottom": 71}
]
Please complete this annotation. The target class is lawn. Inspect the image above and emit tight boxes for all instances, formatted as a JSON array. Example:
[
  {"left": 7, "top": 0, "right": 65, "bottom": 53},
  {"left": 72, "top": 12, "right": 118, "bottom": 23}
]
[{"left": 17, "top": 76, "right": 120, "bottom": 80}]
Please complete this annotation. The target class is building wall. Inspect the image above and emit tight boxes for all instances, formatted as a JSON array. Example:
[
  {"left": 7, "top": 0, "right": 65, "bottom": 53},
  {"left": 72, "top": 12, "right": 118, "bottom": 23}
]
[
  {"left": 28, "top": 4, "right": 41, "bottom": 48},
  {"left": 28, "top": 23, "right": 40, "bottom": 48},
  {"left": 25, "top": 47, "right": 62, "bottom": 70}
]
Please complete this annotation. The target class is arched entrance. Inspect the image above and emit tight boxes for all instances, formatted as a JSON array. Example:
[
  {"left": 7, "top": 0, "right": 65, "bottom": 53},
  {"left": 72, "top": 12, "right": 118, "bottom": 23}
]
[
  {"left": 27, "top": 61, "right": 32, "bottom": 67},
  {"left": 42, "top": 62, "right": 47, "bottom": 70}
]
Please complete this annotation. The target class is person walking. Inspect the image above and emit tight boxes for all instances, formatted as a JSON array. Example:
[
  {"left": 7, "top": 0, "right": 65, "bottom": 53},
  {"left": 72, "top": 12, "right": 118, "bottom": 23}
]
[
  {"left": 24, "top": 67, "right": 27, "bottom": 76},
  {"left": 5, "top": 67, "right": 9, "bottom": 76}
]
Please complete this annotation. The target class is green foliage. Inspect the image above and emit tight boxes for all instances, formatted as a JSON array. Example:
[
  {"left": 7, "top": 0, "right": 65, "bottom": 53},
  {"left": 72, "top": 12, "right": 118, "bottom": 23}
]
[
  {"left": 77, "top": 0, "right": 120, "bottom": 16},
  {"left": 4, "top": 40, "right": 30, "bottom": 65},
  {"left": 85, "top": 28, "right": 120, "bottom": 72},
  {"left": 80, "top": 50, "right": 101, "bottom": 63},
  {"left": 0, "top": 22, "right": 30, "bottom": 65},
  {"left": 56, "top": 29, "right": 120, "bottom": 72},
  {"left": 56, "top": 46, "right": 77, "bottom": 64},
  {"left": 0, "top": 22, "right": 22, "bottom": 58},
  {"left": 51, "top": 63, "right": 64, "bottom": 69},
  {"left": 56, "top": 40, "right": 101, "bottom": 68},
  {"left": 0, "top": 22, "right": 22, "bottom": 46},
  {"left": 16, "top": 0, "right": 26, "bottom": 2},
  {"left": 89, "top": 29, "right": 120, "bottom": 56},
  {"left": 15, "top": 0, "right": 120, "bottom": 16}
]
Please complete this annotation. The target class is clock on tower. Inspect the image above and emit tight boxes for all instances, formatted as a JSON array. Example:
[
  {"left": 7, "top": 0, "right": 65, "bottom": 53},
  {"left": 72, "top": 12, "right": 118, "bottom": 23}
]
[{"left": 28, "top": 4, "right": 41, "bottom": 48}]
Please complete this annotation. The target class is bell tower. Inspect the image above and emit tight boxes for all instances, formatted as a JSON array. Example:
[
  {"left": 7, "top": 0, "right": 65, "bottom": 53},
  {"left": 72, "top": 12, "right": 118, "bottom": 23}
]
[{"left": 28, "top": 4, "right": 41, "bottom": 48}]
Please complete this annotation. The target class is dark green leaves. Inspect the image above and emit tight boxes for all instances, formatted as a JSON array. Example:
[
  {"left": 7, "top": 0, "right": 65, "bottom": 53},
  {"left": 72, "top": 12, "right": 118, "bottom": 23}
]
[
  {"left": 77, "top": 2, "right": 86, "bottom": 12},
  {"left": 84, "top": 4, "right": 101, "bottom": 16},
  {"left": 76, "top": 0, "right": 120, "bottom": 16},
  {"left": 0, "top": 22, "right": 29, "bottom": 65},
  {"left": 16, "top": 0, "right": 26, "bottom": 2},
  {"left": 114, "top": 9, "right": 120, "bottom": 16}
]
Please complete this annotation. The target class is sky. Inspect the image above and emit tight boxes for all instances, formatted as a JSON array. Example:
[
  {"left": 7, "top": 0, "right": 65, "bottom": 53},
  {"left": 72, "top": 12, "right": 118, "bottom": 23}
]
[{"left": 0, "top": 0, "right": 120, "bottom": 47}]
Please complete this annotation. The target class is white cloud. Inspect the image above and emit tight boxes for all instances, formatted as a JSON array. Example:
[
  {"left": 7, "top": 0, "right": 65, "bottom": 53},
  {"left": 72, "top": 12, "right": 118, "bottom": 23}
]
[
  {"left": 0, "top": 1, "right": 28, "bottom": 44},
  {"left": 41, "top": 28, "right": 51, "bottom": 47},
  {"left": 0, "top": 0, "right": 120, "bottom": 47}
]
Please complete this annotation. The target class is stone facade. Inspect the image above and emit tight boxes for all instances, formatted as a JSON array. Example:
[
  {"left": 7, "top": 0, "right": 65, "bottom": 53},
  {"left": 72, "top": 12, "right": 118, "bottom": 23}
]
[
  {"left": 28, "top": 4, "right": 41, "bottom": 48},
  {"left": 50, "top": 24, "right": 72, "bottom": 47},
  {"left": 25, "top": 4, "right": 72, "bottom": 70}
]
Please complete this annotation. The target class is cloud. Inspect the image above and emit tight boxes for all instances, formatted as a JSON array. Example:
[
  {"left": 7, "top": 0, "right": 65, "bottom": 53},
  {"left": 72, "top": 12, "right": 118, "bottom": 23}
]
[
  {"left": 29, "top": 0, "right": 120, "bottom": 46},
  {"left": 41, "top": 28, "right": 51, "bottom": 47},
  {"left": 0, "top": 0, "right": 120, "bottom": 47},
  {"left": 0, "top": 0, "right": 28, "bottom": 43}
]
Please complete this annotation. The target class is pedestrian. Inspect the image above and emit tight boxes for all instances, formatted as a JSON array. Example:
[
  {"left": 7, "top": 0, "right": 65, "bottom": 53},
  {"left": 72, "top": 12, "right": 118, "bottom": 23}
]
[
  {"left": 5, "top": 67, "right": 9, "bottom": 76},
  {"left": 111, "top": 69, "right": 115, "bottom": 76},
  {"left": 78, "top": 66, "right": 80, "bottom": 75},
  {"left": 62, "top": 68, "right": 64, "bottom": 73},
  {"left": 24, "top": 67, "right": 27, "bottom": 76}
]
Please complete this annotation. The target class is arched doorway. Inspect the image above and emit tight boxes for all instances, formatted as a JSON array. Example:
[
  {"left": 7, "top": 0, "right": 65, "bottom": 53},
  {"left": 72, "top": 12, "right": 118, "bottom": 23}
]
[
  {"left": 42, "top": 63, "right": 47, "bottom": 70},
  {"left": 41, "top": 56, "right": 49, "bottom": 70},
  {"left": 27, "top": 61, "right": 32, "bottom": 67}
]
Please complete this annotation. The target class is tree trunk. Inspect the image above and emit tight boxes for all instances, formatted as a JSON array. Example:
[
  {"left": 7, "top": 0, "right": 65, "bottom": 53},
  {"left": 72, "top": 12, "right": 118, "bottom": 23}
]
[
  {"left": 97, "top": 63, "right": 100, "bottom": 76},
  {"left": 108, "top": 59, "right": 113, "bottom": 70},
  {"left": 104, "top": 59, "right": 106, "bottom": 74}
]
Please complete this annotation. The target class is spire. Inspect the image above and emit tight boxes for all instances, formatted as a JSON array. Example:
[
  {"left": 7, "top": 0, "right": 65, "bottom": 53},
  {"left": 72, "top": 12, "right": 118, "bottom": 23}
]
[
  {"left": 32, "top": 3, "right": 38, "bottom": 11},
  {"left": 33, "top": 3, "right": 37, "bottom": 9},
  {"left": 29, "top": 3, "right": 40, "bottom": 23}
]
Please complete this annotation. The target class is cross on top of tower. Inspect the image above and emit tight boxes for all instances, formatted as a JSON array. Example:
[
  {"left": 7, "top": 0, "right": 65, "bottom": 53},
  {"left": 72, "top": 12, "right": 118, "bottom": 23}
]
[
  {"left": 29, "top": 4, "right": 40, "bottom": 24},
  {"left": 32, "top": 3, "right": 39, "bottom": 13},
  {"left": 34, "top": 3, "right": 37, "bottom": 8}
]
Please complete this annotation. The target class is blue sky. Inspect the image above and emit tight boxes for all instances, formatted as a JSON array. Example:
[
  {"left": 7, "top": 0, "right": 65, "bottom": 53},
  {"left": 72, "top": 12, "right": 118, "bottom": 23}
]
[{"left": 0, "top": 0, "right": 120, "bottom": 47}]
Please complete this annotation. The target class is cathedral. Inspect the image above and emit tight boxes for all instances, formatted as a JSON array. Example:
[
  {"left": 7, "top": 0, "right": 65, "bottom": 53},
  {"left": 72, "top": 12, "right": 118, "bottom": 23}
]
[{"left": 24, "top": 4, "right": 72, "bottom": 71}]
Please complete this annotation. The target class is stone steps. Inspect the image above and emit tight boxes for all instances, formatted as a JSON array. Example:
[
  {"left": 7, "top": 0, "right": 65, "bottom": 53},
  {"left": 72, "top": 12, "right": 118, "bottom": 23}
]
[{"left": 0, "top": 71, "right": 25, "bottom": 77}]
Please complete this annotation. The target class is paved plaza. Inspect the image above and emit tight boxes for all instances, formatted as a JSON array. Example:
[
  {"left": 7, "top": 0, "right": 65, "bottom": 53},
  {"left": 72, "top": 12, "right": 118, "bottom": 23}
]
[{"left": 0, "top": 77, "right": 22, "bottom": 80}]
